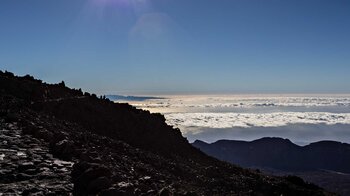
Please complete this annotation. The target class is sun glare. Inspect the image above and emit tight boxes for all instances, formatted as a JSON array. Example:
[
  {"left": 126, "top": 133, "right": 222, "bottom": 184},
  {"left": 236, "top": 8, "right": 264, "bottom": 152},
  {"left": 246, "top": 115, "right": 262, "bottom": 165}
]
[
  {"left": 89, "top": 0, "right": 150, "bottom": 16},
  {"left": 92, "top": 0, "right": 146, "bottom": 7}
]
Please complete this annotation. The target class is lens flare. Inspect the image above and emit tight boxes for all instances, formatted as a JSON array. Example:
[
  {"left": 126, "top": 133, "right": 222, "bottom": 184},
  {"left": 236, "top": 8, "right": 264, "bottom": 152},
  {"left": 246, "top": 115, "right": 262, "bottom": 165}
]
[{"left": 89, "top": 0, "right": 151, "bottom": 17}]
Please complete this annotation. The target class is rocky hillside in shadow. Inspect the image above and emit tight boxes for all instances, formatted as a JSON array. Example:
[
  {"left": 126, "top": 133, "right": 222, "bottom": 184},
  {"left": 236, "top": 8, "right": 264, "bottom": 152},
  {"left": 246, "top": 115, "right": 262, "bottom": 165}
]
[
  {"left": 0, "top": 70, "right": 333, "bottom": 195},
  {"left": 192, "top": 138, "right": 350, "bottom": 195},
  {"left": 192, "top": 138, "right": 350, "bottom": 173}
]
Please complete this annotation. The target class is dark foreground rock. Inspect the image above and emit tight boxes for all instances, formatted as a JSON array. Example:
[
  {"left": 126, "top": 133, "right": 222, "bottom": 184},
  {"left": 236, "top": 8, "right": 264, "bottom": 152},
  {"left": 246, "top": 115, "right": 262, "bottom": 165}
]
[
  {"left": 0, "top": 122, "right": 73, "bottom": 195},
  {"left": 0, "top": 71, "right": 334, "bottom": 195}
]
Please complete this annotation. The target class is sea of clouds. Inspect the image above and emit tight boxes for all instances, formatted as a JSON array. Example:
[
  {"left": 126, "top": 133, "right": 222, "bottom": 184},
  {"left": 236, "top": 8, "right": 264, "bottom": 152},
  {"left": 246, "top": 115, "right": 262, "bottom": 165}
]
[
  {"left": 165, "top": 112, "right": 350, "bottom": 129},
  {"left": 126, "top": 95, "right": 350, "bottom": 143},
  {"left": 134, "top": 96, "right": 350, "bottom": 110}
]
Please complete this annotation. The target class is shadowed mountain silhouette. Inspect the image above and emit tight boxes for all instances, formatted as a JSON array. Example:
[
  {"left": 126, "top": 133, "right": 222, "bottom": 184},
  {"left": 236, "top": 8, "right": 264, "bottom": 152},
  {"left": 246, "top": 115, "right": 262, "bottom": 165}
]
[
  {"left": 0, "top": 70, "right": 333, "bottom": 195},
  {"left": 192, "top": 137, "right": 350, "bottom": 173}
]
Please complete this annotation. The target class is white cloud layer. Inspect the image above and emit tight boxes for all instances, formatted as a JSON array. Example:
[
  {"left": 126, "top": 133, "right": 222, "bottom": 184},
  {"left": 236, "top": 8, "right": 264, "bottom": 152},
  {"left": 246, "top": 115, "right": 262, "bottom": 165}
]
[
  {"left": 134, "top": 96, "right": 350, "bottom": 109},
  {"left": 123, "top": 95, "right": 350, "bottom": 143},
  {"left": 165, "top": 112, "right": 350, "bottom": 129}
]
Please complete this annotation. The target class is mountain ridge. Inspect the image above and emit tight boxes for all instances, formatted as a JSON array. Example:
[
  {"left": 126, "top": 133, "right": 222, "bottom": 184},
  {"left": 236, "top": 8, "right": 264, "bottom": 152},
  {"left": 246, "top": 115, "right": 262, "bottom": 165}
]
[
  {"left": 192, "top": 137, "right": 350, "bottom": 172},
  {"left": 192, "top": 137, "right": 350, "bottom": 196}
]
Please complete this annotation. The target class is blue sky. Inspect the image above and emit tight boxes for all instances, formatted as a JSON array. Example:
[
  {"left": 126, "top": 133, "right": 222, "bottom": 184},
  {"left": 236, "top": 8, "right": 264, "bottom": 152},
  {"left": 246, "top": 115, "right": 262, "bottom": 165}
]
[{"left": 0, "top": 0, "right": 349, "bottom": 94}]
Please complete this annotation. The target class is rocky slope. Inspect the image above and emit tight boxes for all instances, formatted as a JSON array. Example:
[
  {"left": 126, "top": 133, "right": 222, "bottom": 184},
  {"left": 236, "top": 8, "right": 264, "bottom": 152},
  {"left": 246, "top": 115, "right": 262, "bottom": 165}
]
[
  {"left": 0, "top": 122, "right": 73, "bottom": 195},
  {"left": 0, "top": 71, "right": 333, "bottom": 195}
]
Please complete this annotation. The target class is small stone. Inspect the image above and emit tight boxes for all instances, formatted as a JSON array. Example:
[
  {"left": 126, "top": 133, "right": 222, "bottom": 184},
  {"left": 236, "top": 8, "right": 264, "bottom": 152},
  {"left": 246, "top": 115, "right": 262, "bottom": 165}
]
[
  {"left": 16, "top": 151, "right": 27, "bottom": 157},
  {"left": 24, "top": 168, "right": 38, "bottom": 175},
  {"left": 139, "top": 176, "right": 151, "bottom": 181},
  {"left": 0, "top": 153, "right": 5, "bottom": 160},
  {"left": 18, "top": 162, "right": 35, "bottom": 171},
  {"left": 146, "top": 189, "right": 156, "bottom": 195},
  {"left": 117, "top": 182, "right": 133, "bottom": 188},
  {"left": 159, "top": 188, "right": 171, "bottom": 196}
]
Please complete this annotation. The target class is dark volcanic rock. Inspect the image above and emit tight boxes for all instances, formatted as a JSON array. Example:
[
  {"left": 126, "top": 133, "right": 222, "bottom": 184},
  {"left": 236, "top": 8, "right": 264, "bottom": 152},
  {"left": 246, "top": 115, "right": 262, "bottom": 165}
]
[
  {"left": 159, "top": 187, "right": 172, "bottom": 196},
  {"left": 87, "top": 177, "right": 112, "bottom": 193},
  {"left": 72, "top": 162, "right": 112, "bottom": 195},
  {"left": 0, "top": 122, "right": 73, "bottom": 195},
  {"left": 50, "top": 139, "right": 75, "bottom": 161}
]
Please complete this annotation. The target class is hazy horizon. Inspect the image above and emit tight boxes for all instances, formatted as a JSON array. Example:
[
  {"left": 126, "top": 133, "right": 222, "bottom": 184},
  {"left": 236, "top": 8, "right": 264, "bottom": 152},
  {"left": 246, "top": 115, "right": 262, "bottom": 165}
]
[{"left": 107, "top": 92, "right": 350, "bottom": 96}]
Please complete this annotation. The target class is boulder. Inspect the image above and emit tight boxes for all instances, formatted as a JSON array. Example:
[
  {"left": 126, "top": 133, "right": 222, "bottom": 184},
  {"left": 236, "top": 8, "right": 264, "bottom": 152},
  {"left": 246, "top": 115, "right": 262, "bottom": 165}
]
[
  {"left": 50, "top": 139, "right": 74, "bottom": 161},
  {"left": 72, "top": 162, "right": 112, "bottom": 196}
]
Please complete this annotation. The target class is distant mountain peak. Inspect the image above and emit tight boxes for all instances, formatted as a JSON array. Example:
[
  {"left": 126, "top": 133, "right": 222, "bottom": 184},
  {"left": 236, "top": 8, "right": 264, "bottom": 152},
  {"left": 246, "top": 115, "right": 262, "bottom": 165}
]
[
  {"left": 105, "top": 94, "right": 164, "bottom": 101},
  {"left": 192, "top": 137, "right": 350, "bottom": 173}
]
